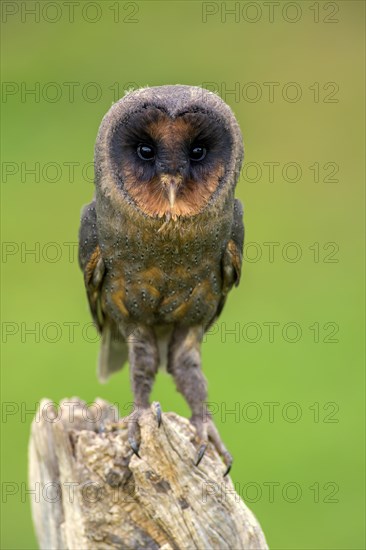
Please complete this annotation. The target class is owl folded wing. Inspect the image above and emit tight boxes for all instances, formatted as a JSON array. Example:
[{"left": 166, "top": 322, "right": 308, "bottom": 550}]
[
  {"left": 78, "top": 200, "right": 128, "bottom": 382},
  {"left": 209, "top": 198, "right": 245, "bottom": 325}
]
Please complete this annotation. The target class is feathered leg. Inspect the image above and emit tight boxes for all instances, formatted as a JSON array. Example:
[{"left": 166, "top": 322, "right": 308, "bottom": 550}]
[
  {"left": 168, "top": 326, "right": 232, "bottom": 476},
  {"left": 126, "top": 325, "right": 160, "bottom": 456}
]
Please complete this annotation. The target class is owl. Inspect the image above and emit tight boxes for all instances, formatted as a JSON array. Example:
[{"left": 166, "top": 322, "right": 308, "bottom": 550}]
[{"left": 79, "top": 85, "right": 244, "bottom": 475}]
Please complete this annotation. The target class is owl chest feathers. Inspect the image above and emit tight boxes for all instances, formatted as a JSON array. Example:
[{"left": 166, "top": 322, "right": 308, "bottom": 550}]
[
  {"left": 99, "top": 212, "right": 231, "bottom": 327},
  {"left": 107, "top": 260, "right": 220, "bottom": 326}
]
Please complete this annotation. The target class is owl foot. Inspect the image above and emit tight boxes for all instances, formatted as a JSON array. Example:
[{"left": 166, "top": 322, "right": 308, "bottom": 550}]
[
  {"left": 191, "top": 414, "right": 233, "bottom": 477},
  {"left": 126, "top": 402, "right": 162, "bottom": 458}
]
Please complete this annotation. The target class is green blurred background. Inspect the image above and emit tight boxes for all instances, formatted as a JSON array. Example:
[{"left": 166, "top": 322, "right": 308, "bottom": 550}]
[{"left": 1, "top": 1, "right": 365, "bottom": 548}]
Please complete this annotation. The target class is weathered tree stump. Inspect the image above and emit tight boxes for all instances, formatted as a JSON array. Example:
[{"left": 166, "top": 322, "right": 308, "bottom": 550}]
[{"left": 28, "top": 398, "right": 268, "bottom": 549}]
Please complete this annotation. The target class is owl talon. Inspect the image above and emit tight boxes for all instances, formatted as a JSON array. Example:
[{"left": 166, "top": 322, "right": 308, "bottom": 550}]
[
  {"left": 190, "top": 414, "right": 233, "bottom": 475},
  {"left": 129, "top": 438, "right": 141, "bottom": 459},
  {"left": 223, "top": 464, "right": 231, "bottom": 477},
  {"left": 125, "top": 404, "right": 148, "bottom": 459},
  {"left": 195, "top": 443, "right": 208, "bottom": 466},
  {"left": 155, "top": 402, "right": 162, "bottom": 427},
  {"left": 223, "top": 453, "right": 233, "bottom": 477}
]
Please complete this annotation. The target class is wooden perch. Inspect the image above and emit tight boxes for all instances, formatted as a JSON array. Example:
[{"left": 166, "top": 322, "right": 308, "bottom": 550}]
[{"left": 29, "top": 398, "right": 268, "bottom": 549}]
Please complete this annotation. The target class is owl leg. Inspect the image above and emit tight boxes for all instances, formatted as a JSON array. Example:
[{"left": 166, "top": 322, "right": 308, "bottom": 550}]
[
  {"left": 168, "top": 326, "right": 232, "bottom": 476},
  {"left": 125, "top": 325, "right": 160, "bottom": 457}
]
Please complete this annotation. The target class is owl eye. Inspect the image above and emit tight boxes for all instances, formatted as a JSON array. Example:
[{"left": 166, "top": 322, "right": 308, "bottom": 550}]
[
  {"left": 137, "top": 144, "right": 155, "bottom": 161},
  {"left": 189, "top": 145, "right": 206, "bottom": 162}
]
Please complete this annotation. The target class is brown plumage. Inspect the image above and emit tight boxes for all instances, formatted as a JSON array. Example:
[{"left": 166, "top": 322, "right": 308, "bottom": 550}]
[{"left": 79, "top": 85, "right": 244, "bottom": 474}]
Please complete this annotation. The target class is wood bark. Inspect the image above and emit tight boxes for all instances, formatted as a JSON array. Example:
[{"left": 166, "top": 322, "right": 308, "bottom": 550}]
[{"left": 29, "top": 398, "right": 268, "bottom": 549}]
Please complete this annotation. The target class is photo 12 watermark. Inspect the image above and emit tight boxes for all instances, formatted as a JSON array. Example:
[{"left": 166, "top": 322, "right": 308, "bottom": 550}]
[
  {"left": 1, "top": 1, "right": 140, "bottom": 24},
  {"left": 1, "top": 80, "right": 340, "bottom": 105},
  {"left": 1, "top": 320, "right": 340, "bottom": 345},
  {"left": 201, "top": 2, "right": 340, "bottom": 24},
  {"left": 202, "top": 479, "right": 340, "bottom": 504},
  {"left": 1, "top": 399, "right": 340, "bottom": 425},
  {"left": 0, "top": 240, "right": 340, "bottom": 264},
  {"left": 1, "top": 160, "right": 341, "bottom": 185}
]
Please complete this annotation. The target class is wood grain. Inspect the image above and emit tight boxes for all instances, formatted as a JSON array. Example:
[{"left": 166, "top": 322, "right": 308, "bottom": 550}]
[{"left": 29, "top": 398, "right": 268, "bottom": 549}]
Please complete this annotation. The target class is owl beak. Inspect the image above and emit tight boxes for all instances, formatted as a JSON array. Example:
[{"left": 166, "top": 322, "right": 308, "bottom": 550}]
[
  {"left": 168, "top": 182, "right": 177, "bottom": 208},
  {"left": 160, "top": 174, "right": 183, "bottom": 209}
]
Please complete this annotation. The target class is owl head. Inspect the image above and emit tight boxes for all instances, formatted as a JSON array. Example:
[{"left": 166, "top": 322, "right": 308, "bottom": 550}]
[{"left": 95, "top": 85, "right": 243, "bottom": 222}]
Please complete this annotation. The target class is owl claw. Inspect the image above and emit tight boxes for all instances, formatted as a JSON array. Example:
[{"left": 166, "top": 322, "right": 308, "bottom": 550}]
[
  {"left": 223, "top": 464, "right": 231, "bottom": 477},
  {"left": 125, "top": 404, "right": 148, "bottom": 459},
  {"left": 195, "top": 443, "right": 208, "bottom": 466},
  {"left": 223, "top": 454, "right": 233, "bottom": 477},
  {"left": 129, "top": 438, "right": 141, "bottom": 458},
  {"left": 191, "top": 414, "right": 233, "bottom": 476},
  {"left": 155, "top": 402, "right": 162, "bottom": 427}
]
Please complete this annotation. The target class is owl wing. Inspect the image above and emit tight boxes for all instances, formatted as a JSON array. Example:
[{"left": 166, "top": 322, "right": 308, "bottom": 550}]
[
  {"left": 209, "top": 198, "right": 244, "bottom": 325},
  {"left": 78, "top": 200, "right": 128, "bottom": 382}
]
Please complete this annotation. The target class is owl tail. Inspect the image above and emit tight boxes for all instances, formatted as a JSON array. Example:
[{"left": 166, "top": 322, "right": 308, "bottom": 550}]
[{"left": 98, "top": 321, "right": 128, "bottom": 383}]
